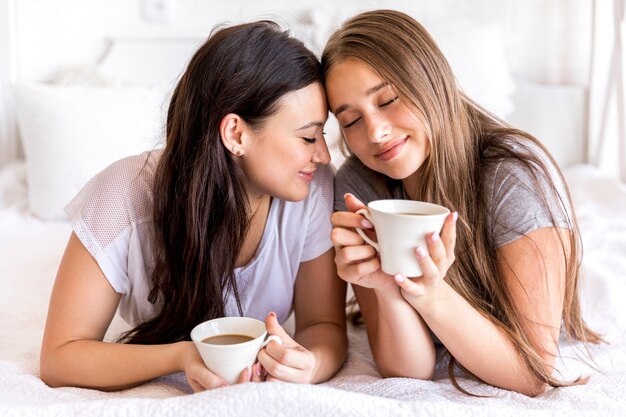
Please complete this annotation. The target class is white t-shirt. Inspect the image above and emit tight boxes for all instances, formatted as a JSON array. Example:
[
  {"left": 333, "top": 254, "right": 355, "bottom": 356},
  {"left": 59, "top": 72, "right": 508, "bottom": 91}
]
[{"left": 65, "top": 150, "right": 334, "bottom": 326}]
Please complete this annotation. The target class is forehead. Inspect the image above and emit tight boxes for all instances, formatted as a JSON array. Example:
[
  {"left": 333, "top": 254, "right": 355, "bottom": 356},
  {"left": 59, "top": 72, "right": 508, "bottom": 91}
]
[
  {"left": 325, "top": 59, "right": 388, "bottom": 109},
  {"left": 272, "top": 82, "right": 328, "bottom": 122}
]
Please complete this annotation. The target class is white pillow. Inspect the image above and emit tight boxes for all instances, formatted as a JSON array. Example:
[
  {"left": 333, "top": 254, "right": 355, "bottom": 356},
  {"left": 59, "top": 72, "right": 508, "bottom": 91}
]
[
  {"left": 426, "top": 20, "right": 516, "bottom": 119},
  {"left": 16, "top": 83, "right": 168, "bottom": 219}
]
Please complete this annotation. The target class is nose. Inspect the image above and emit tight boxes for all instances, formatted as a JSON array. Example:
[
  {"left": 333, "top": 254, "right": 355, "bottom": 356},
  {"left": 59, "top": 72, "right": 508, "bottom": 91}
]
[
  {"left": 312, "top": 137, "right": 331, "bottom": 165},
  {"left": 366, "top": 112, "right": 391, "bottom": 143}
]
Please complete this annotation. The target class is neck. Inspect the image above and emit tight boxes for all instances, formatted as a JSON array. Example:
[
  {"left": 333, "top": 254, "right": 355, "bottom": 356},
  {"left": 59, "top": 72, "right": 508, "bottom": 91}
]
[
  {"left": 401, "top": 170, "right": 421, "bottom": 200},
  {"left": 247, "top": 193, "right": 270, "bottom": 221}
]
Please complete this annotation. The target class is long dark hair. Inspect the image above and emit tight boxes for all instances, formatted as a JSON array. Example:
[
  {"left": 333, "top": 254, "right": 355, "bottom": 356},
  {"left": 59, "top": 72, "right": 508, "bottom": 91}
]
[
  {"left": 322, "top": 9, "right": 601, "bottom": 393},
  {"left": 120, "top": 21, "right": 322, "bottom": 344}
]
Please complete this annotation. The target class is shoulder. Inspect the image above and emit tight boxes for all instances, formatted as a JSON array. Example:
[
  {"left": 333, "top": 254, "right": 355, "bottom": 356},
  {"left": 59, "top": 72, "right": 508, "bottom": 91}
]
[
  {"left": 334, "top": 155, "right": 403, "bottom": 211},
  {"left": 480, "top": 138, "right": 572, "bottom": 247},
  {"left": 335, "top": 155, "right": 370, "bottom": 184},
  {"left": 311, "top": 163, "right": 334, "bottom": 194},
  {"left": 481, "top": 139, "right": 565, "bottom": 202},
  {"left": 66, "top": 150, "right": 160, "bottom": 228}
]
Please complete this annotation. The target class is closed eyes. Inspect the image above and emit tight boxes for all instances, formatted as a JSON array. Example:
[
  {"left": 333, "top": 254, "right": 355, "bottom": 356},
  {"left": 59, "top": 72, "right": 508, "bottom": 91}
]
[{"left": 343, "top": 96, "right": 399, "bottom": 129}]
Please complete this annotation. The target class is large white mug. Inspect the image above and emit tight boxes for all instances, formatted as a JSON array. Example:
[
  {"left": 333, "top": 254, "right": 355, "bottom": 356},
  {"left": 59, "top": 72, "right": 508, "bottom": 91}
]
[
  {"left": 190, "top": 316, "right": 282, "bottom": 385},
  {"left": 355, "top": 199, "right": 450, "bottom": 277}
]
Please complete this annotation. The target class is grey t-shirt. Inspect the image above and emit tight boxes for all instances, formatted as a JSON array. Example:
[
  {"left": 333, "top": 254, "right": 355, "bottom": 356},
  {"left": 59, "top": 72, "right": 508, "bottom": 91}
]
[{"left": 334, "top": 144, "right": 572, "bottom": 249}]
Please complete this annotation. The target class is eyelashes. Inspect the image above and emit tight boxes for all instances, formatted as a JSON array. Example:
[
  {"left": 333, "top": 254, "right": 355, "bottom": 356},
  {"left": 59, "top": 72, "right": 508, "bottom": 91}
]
[
  {"left": 381, "top": 96, "right": 399, "bottom": 106},
  {"left": 343, "top": 96, "right": 399, "bottom": 129},
  {"left": 302, "top": 131, "right": 326, "bottom": 144}
]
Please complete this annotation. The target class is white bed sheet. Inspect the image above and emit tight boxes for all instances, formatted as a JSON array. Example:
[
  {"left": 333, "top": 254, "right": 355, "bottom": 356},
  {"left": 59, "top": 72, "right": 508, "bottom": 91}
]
[{"left": 0, "top": 161, "right": 625, "bottom": 417}]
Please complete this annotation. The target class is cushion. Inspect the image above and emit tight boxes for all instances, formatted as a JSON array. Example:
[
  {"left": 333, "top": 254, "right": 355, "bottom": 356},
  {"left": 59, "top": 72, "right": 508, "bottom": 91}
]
[{"left": 16, "top": 83, "right": 168, "bottom": 219}]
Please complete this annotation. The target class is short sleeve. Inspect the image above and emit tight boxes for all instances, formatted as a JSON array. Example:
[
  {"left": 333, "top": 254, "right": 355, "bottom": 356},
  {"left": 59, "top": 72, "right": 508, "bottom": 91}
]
[
  {"left": 483, "top": 156, "right": 572, "bottom": 248},
  {"left": 334, "top": 156, "right": 404, "bottom": 212},
  {"left": 300, "top": 164, "right": 334, "bottom": 262},
  {"left": 64, "top": 152, "right": 155, "bottom": 294}
]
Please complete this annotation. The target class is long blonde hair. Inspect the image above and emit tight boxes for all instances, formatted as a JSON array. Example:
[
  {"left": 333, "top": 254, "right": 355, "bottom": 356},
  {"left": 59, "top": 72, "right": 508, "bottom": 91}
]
[{"left": 322, "top": 9, "right": 602, "bottom": 393}]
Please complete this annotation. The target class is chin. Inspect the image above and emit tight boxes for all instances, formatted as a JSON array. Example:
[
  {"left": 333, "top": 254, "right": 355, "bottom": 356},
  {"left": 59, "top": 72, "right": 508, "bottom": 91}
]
[{"left": 274, "top": 186, "right": 309, "bottom": 202}]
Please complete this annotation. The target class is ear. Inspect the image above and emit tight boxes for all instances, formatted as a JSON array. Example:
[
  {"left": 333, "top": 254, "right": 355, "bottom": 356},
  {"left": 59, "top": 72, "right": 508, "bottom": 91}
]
[{"left": 220, "top": 113, "right": 247, "bottom": 157}]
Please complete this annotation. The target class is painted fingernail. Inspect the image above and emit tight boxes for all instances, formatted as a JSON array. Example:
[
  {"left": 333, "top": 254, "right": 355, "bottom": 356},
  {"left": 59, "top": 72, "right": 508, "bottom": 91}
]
[
  {"left": 394, "top": 274, "right": 406, "bottom": 284},
  {"left": 431, "top": 232, "right": 440, "bottom": 242},
  {"left": 255, "top": 363, "right": 262, "bottom": 376},
  {"left": 453, "top": 212, "right": 458, "bottom": 222},
  {"left": 416, "top": 247, "right": 426, "bottom": 258},
  {"left": 361, "top": 219, "right": 373, "bottom": 228}
]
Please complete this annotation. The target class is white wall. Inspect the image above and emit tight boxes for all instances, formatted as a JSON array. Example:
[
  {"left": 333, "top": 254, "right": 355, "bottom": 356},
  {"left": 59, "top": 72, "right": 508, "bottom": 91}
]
[
  {"left": 0, "top": 0, "right": 596, "bottom": 167},
  {"left": 6, "top": 0, "right": 594, "bottom": 84}
]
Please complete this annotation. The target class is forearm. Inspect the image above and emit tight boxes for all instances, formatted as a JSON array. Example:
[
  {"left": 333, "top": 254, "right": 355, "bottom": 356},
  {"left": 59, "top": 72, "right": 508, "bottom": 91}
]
[
  {"left": 295, "top": 322, "right": 348, "bottom": 383},
  {"left": 370, "top": 290, "right": 435, "bottom": 379},
  {"left": 411, "top": 282, "right": 545, "bottom": 396},
  {"left": 40, "top": 340, "right": 188, "bottom": 391}
]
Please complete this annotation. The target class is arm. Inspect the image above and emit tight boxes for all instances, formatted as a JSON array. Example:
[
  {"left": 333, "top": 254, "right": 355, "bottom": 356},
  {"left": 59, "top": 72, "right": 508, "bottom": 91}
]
[
  {"left": 258, "top": 248, "right": 348, "bottom": 383},
  {"left": 398, "top": 226, "right": 567, "bottom": 396},
  {"left": 40, "top": 233, "right": 242, "bottom": 391},
  {"left": 352, "top": 285, "right": 436, "bottom": 379},
  {"left": 331, "top": 193, "right": 436, "bottom": 379}
]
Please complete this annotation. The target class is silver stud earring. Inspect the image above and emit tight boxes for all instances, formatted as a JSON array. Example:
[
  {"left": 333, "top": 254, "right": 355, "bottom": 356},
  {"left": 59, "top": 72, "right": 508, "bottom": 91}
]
[{"left": 232, "top": 146, "right": 243, "bottom": 157}]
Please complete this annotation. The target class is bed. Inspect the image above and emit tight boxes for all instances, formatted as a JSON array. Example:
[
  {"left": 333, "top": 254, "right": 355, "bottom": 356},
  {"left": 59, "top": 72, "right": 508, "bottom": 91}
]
[
  {"left": 1, "top": 10, "right": 626, "bottom": 417},
  {"left": 1, "top": 160, "right": 626, "bottom": 416}
]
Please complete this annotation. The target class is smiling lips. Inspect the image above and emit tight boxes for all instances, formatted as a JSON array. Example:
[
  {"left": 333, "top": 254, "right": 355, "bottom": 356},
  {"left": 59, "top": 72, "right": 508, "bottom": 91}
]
[
  {"left": 299, "top": 169, "right": 316, "bottom": 182},
  {"left": 375, "top": 136, "right": 408, "bottom": 161}
]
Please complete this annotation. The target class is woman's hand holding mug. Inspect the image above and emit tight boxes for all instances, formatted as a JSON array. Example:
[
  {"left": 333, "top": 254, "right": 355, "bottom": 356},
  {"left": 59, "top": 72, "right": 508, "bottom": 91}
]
[
  {"left": 330, "top": 194, "right": 403, "bottom": 295},
  {"left": 331, "top": 193, "right": 457, "bottom": 302},
  {"left": 257, "top": 312, "right": 316, "bottom": 383}
]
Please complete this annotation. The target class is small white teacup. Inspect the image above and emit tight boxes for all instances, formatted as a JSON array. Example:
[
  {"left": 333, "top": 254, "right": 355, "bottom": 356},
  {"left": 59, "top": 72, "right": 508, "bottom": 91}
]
[
  {"left": 355, "top": 199, "right": 450, "bottom": 277},
  {"left": 190, "top": 316, "right": 282, "bottom": 385}
]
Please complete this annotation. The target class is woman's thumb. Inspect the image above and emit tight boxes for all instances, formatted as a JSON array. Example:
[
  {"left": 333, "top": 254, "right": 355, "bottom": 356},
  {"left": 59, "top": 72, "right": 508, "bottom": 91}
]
[
  {"left": 344, "top": 193, "right": 366, "bottom": 213},
  {"left": 264, "top": 312, "right": 291, "bottom": 341}
]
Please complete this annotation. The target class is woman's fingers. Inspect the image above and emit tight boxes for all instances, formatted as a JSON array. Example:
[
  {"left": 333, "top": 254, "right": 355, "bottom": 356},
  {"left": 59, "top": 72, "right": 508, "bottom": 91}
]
[
  {"left": 249, "top": 362, "right": 263, "bottom": 382},
  {"left": 187, "top": 368, "right": 228, "bottom": 391},
  {"left": 331, "top": 227, "right": 366, "bottom": 248},
  {"left": 257, "top": 346, "right": 314, "bottom": 383},
  {"left": 335, "top": 244, "right": 378, "bottom": 265},
  {"left": 258, "top": 343, "right": 303, "bottom": 370},
  {"left": 393, "top": 273, "right": 423, "bottom": 297},
  {"left": 343, "top": 193, "right": 367, "bottom": 212},
  {"left": 425, "top": 232, "right": 446, "bottom": 270},
  {"left": 424, "top": 212, "right": 457, "bottom": 271},
  {"left": 414, "top": 247, "right": 440, "bottom": 282},
  {"left": 331, "top": 211, "right": 373, "bottom": 230},
  {"left": 236, "top": 366, "right": 252, "bottom": 384},
  {"left": 338, "top": 258, "right": 381, "bottom": 284},
  {"left": 439, "top": 212, "right": 458, "bottom": 264}
]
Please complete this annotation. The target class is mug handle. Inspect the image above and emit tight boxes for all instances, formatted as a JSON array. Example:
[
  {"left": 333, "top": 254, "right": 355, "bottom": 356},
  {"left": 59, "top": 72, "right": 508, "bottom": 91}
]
[
  {"left": 262, "top": 334, "right": 283, "bottom": 348},
  {"left": 355, "top": 208, "right": 379, "bottom": 252}
]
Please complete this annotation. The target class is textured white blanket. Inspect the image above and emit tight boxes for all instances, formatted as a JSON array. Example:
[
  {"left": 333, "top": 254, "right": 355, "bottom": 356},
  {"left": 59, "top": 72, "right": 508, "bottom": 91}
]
[{"left": 1, "top": 163, "right": 625, "bottom": 416}]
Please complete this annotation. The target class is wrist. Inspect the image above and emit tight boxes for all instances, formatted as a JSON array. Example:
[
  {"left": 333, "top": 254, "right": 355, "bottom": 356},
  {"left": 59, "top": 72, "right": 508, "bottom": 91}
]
[
  {"left": 175, "top": 341, "right": 194, "bottom": 372},
  {"left": 373, "top": 285, "right": 403, "bottom": 302},
  {"left": 407, "top": 281, "right": 448, "bottom": 317}
]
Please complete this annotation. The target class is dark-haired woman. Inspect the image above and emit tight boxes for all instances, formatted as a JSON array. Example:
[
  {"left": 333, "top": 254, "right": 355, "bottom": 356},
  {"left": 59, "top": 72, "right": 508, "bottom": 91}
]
[{"left": 40, "top": 21, "right": 347, "bottom": 392}]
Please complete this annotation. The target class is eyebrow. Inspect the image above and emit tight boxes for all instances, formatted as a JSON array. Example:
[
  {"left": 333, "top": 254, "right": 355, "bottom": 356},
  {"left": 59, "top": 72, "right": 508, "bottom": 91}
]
[
  {"left": 296, "top": 121, "right": 325, "bottom": 131},
  {"left": 333, "top": 82, "right": 390, "bottom": 116}
]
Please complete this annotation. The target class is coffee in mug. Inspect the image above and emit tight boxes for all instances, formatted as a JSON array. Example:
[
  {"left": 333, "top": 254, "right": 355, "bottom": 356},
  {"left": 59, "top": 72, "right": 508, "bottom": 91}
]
[
  {"left": 190, "top": 316, "right": 282, "bottom": 384},
  {"left": 201, "top": 334, "right": 255, "bottom": 345}
]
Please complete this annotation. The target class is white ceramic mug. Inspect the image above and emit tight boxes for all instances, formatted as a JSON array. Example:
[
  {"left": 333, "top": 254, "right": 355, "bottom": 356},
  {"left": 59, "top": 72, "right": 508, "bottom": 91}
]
[
  {"left": 355, "top": 199, "right": 450, "bottom": 277},
  {"left": 190, "top": 316, "right": 282, "bottom": 384}
]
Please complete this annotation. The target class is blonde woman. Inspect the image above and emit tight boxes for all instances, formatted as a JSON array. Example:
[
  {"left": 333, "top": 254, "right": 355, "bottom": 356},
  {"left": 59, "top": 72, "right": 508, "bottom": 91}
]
[{"left": 322, "top": 9, "right": 600, "bottom": 396}]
